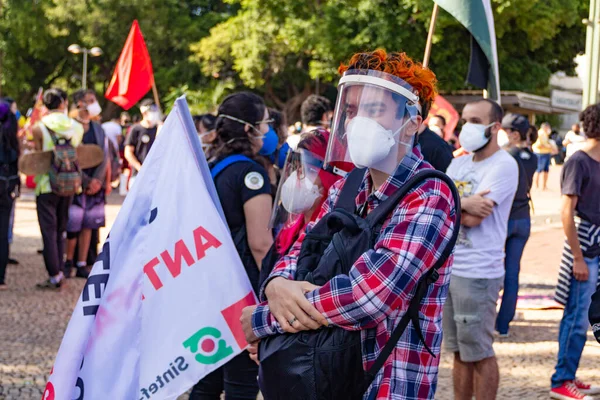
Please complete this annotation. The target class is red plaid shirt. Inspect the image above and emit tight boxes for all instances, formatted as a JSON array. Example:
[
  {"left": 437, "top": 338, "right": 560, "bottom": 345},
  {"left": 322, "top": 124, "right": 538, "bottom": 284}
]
[{"left": 252, "top": 147, "right": 456, "bottom": 399}]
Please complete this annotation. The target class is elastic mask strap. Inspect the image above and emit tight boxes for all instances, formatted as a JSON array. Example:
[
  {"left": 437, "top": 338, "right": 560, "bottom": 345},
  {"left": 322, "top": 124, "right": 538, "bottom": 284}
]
[{"left": 218, "top": 114, "right": 263, "bottom": 137}]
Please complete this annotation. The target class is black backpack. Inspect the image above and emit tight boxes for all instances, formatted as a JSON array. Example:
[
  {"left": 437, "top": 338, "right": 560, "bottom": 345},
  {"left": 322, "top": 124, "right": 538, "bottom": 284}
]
[{"left": 258, "top": 168, "right": 461, "bottom": 400}]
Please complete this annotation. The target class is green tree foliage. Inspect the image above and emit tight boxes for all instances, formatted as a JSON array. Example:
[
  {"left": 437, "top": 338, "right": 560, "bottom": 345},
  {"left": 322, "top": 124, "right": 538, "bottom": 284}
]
[
  {"left": 0, "top": 0, "right": 587, "bottom": 119},
  {"left": 0, "top": 0, "right": 235, "bottom": 111},
  {"left": 192, "top": 0, "right": 587, "bottom": 119}
]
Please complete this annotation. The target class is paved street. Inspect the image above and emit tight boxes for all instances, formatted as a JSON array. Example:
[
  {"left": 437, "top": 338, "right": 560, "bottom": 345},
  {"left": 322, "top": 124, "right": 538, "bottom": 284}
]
[{"left": 1, "top": 166, "right": 599, "bottom": 399}]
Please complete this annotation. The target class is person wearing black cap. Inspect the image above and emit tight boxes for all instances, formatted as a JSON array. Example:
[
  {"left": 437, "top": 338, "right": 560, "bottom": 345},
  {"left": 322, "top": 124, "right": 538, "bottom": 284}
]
[{"left": 495, "top": 113, "right": 537, "bottom": 337}]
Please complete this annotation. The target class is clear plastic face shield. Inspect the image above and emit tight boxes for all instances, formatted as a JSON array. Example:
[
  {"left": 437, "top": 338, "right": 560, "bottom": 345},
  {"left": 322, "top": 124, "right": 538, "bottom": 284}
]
[
  {"left": 325, "top": 69, "right": 422, "bottom": 175},
  {"left": 269, "top": 148, "right": 344, "bottom": 230}
]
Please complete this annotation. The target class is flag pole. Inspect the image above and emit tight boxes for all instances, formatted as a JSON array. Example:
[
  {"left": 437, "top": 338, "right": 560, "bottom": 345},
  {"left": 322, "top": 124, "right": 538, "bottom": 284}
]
[
  {"left": 423, "top": 3, "right": 440, "bottom": 68},
  {"left": 152, "top": 79, "right": 162, "bottom": 113}
]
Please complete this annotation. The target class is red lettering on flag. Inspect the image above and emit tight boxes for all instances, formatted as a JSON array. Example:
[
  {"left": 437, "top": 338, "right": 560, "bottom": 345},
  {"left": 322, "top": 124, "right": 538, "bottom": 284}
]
[
  {"left": 193, "top": 226, "right": 222, "bottom": 259},
  {"left": 221, "top": 292, "right": 257, "bottom": 349},
  {"left": 143, "top": 257, "right": 162, "bottom": 290},
  {"left": 161, "top": 239, "right": 195, "bottom": 279}
]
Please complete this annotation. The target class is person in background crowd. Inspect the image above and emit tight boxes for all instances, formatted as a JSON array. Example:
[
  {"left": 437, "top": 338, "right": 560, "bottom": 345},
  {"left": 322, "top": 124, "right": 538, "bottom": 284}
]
[
  {"left": 33, "top": 88, "right": 83, "bottom": 290},
  {"left": 2, "top": 97, "right": 20, "bottom": 266},
  {"left": 195, "top": 113, "right": 218, "bottom": 162},
  {"left": 528, "top": 124, "right": 539, "bottom": 149},
  {"left": 64, "top": 89, "right": 107, "bottom": 279},
  {"left": 563, "top": 123, "right": 586, "bottom": 161},
  {"left": 495, "top": 113, "right": 537, "bottom": 337},
  {"left": 418, "top": 116, "right": 454, "bottom": 172},
  {"left": 102, "top": 115, "right": 123, "bottom": 151},
  {"left": 245, "top": 49, "right": 456, "bottom": 400},
  {"left": 428, "top": 114, "right": 446, "bottom": 138},
  {"left": 551, "top": 128, "right": 565, "bottom": 165},
  {"left": 444, "top": 99, "right": 518, "bottom": 400},
  {"left": 0, "top": 101, "right": 20, "bottom": 289},
  {"left": 118, "top": 112, "right": 132, "bottom": 172},
  {"left": 120, "top": 111, "right": 131, "bottom": 130},
  {"left": 286, "top": 95, "right": 333, "bottom": 150},
  {"left": 190, "top": 92, "right": 274, "bottom": 400},
  {"left": 550, "top": 104, "right": 600, "bottom": 400},
  {"left": 533, "top": 122, "right": 558, "bottom": 191},
  {"left": 261, "top": 108, "right": 289, "bottom": 190},
  {"left": 124, "top": 99, "right": 160, "bottom": 188}
]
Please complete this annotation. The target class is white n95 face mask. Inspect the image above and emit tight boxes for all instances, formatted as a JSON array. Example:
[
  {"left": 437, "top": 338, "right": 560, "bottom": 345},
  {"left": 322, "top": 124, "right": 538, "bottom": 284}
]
[
  {"left": 459, "top": 122, "right": 495, "bottom": 153},
  {"left": 346, "top": 116, "right": 397, "bottom": 169},
  {"left": 87, "top": 101, "right": 102, "bottom": 118},
  {"left": 280, "top": 173, "right": 321, "bottom": 214}
]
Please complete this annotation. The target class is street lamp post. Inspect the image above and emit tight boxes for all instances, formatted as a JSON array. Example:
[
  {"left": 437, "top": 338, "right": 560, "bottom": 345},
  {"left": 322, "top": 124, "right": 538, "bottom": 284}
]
[{"left": 68, "top": 44, "right": 103, "bottom": 90}]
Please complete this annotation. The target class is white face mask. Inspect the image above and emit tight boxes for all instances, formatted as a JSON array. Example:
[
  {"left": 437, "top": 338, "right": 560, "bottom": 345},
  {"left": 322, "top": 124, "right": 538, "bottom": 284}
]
[
  {"left": 87, "top": 101, "right": 102, "bottom": 118},
  {"left": 147, "top": 111, "right": 161, "bottom": 124},
  {"left": 459, "top": 122, "right": 495, "bottom": 153},
  {"left": 346, "top": 116, "right": 397, "bottom": 169},
  {"left": 280, "top": 173, "right": 321, "bottom": 214}
]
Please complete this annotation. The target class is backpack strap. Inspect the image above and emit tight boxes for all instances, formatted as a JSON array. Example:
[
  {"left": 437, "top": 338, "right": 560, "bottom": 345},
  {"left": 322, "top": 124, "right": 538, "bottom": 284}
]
[
  {"left": 210, "top": 154, "right": 257, "bottom": 179},
  {"left": 333, "top": 168, "right": 365, "bottom": 213},
  {"left": 361, "top": 169, "right": 461, "bottom": 392}
]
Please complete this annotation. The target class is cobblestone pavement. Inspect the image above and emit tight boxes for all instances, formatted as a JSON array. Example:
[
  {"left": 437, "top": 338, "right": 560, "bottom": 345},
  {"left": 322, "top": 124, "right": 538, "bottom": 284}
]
[{"left": 1, "top": 166, "right": 599, "bottom": 399}]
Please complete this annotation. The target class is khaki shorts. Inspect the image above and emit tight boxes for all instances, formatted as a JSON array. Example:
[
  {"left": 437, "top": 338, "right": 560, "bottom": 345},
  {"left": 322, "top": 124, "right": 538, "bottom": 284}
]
[{"left": 442, "top": 275, "right": 503, "bottom": 362}]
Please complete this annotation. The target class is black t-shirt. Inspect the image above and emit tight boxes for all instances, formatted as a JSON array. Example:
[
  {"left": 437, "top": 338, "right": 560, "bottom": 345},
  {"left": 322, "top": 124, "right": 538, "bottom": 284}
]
[
  {"left": 124, "top": 124, "right": 157, "bottom": 168},
  {"left": 211, "top": 158, "right": 272, "bottom": 293},
  {"left": 561, "top": 150, "right": 600, "bottom": 226},
  {"left": 417, "top": 127, "right": 454, "bottom": 172},
  {"left": 515, "top": 147, "right": 538, "bottom": 187},
  {"left": 212, "top": 159, "right": 272, "bottom": 232},
  {"left": 508, "top": 147, "right": 535, "bottom": 220}
]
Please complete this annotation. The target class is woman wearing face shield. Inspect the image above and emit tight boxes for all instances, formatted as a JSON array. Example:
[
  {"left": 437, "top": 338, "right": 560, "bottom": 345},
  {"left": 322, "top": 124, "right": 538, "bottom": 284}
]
[
  {"left": 190, "top": 92, "right": 273, "bottom": 400},
  {"left": 258, "top": 128, "right": 346, "bottom": 286},
  {"left": 241, "top": 50, "right": 458, "bottom": 400}
]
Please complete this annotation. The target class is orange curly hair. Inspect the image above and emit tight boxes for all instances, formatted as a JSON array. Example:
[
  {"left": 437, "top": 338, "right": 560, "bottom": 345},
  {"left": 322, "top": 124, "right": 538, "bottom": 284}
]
[{"left": 338, "top": 49, "right": 438, "bottom": 117}]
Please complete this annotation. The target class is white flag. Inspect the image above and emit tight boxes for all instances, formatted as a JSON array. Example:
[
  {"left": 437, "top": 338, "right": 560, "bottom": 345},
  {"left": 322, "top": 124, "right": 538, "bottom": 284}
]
[{"left": 44, "top": 97, "right": 257, "bottom": 400}]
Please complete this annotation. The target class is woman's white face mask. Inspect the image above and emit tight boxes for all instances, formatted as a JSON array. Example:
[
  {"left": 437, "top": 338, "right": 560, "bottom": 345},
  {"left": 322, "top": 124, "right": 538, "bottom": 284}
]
[{"left": 280, "top": 173, "right": 321, "bottom": 214}]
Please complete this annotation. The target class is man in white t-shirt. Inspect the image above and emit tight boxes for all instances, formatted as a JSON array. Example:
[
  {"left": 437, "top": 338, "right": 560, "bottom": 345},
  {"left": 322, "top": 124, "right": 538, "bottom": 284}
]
[
  {"left": 563, "top": 123, "right": 586, "bottom": 160},
  {"left": 444, "top": 99, "right": 518, "bottom": 400}
]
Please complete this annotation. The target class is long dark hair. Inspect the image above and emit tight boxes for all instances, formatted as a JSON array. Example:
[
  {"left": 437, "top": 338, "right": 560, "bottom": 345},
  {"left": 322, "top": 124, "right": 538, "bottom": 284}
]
[
  {"left": 0, "top": 102, "right": 19, "bottom": 158},
  {"left": 214, "top": 92, "right": 266, "bottom": 160}
]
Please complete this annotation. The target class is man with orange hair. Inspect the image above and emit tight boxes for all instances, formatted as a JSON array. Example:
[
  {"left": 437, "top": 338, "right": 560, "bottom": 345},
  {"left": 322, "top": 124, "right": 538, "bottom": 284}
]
[{"left": 241, "top": 49, "right": 458, "bottom": 399}]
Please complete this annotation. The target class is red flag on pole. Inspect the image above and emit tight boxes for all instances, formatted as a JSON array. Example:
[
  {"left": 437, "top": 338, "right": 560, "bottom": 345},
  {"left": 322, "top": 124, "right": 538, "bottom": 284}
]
[{"left": 105, "top": 20, "right": 154, "bottom": 110}]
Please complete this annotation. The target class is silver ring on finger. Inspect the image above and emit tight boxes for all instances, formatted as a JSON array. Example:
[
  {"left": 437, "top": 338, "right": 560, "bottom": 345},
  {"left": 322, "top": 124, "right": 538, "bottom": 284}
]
[{"left": 288, "top": 316, "right": 297, "bottom": 326}]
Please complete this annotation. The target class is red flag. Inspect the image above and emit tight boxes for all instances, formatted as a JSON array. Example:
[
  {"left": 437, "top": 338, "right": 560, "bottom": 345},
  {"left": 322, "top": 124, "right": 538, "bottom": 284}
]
[{"left": 105, "top": 20, "right": 154, "bottom": 110}]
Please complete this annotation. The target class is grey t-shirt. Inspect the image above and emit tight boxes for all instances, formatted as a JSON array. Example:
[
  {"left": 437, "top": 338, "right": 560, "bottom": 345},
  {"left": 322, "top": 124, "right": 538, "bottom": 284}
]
[{"left": 561, "top": 150, "right": 600, "bottom": 226}]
